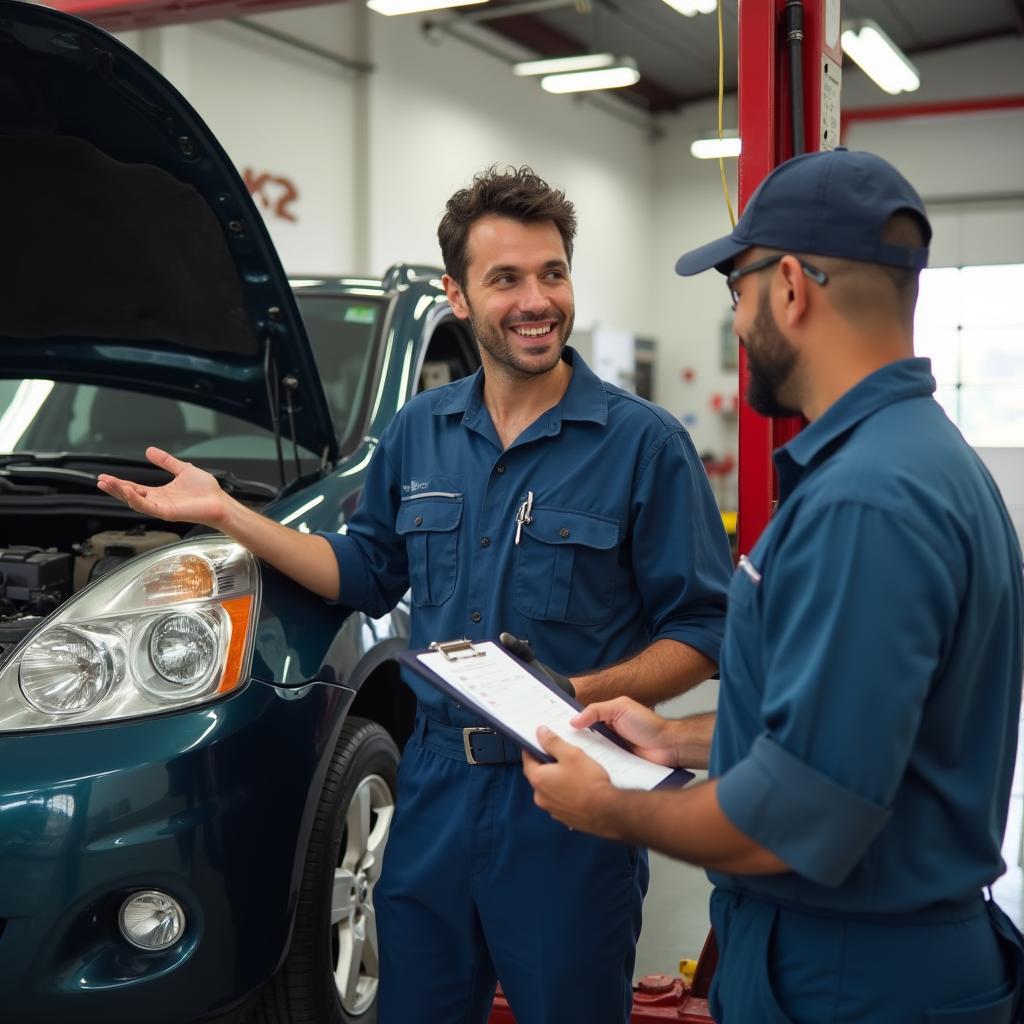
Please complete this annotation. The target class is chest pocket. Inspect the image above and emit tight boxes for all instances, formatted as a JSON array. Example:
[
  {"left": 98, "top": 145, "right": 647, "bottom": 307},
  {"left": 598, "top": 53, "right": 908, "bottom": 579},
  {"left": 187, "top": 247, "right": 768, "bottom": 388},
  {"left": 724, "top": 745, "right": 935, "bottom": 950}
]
[
  {"left": 513, "top": 507, "right": 622, "bottom": 626},
  {"left": 396, "top": 498, "right": 463, "bottom": 607}
]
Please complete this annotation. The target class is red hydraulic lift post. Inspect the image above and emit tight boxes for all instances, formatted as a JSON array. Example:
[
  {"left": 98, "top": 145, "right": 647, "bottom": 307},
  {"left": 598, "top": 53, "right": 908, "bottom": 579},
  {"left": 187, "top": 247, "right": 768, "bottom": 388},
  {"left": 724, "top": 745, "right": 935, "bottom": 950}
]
[{"left": 737, "top": 0, "right": 842, "bottom": 554}]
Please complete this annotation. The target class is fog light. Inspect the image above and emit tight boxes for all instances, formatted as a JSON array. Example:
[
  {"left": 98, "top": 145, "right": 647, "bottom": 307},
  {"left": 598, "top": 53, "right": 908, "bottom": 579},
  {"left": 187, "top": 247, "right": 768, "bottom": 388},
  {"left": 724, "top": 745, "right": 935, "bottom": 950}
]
[{"left": 119, "top": 890, "right": 186, "bottom": 951}]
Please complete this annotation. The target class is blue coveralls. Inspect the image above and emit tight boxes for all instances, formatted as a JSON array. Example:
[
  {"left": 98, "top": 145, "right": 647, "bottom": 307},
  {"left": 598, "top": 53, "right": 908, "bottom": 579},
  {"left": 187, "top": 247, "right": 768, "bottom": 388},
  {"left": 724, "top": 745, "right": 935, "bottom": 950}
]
[
  {"left": 320, "top": 348, "right": 733, "bottom": 1023},
  {"left": 708, "top": 358, "right": 1024, "bottom": 1023}
]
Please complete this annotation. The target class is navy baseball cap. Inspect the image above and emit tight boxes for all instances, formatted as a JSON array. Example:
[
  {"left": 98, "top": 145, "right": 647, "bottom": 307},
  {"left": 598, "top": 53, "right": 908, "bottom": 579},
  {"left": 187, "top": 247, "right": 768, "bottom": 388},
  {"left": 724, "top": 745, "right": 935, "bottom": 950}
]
[{"left": 675, "top": 148, "right": 931, "bottom": 276}]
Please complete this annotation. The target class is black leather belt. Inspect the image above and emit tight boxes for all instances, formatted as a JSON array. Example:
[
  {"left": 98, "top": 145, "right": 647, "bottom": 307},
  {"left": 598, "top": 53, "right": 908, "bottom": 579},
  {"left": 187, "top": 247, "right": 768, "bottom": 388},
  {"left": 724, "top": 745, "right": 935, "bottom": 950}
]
[{"left": 417, "top": 712, "right": 520, "bottom": 765}]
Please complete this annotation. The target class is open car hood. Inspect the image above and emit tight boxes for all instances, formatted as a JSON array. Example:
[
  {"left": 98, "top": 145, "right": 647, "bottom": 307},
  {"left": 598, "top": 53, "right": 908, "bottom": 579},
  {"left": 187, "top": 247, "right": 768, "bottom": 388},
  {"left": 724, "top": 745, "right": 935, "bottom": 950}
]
[{"left": 0, "top": 0, "right": 339, "bottom": 463}]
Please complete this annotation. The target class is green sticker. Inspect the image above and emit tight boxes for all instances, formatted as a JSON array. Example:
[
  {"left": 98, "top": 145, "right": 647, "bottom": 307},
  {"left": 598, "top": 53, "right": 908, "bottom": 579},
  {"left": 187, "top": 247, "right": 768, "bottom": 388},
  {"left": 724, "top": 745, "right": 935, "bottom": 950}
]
[{"left": 344, "top": 305, "right": 376, "bottom": 325}]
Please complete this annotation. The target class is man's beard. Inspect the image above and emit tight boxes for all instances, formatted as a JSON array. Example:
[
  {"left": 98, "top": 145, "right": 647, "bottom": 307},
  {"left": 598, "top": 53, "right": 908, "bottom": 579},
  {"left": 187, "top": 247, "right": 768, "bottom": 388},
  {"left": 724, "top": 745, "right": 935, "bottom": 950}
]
[
  {"left": 743, "top": 291, "right": 800, "bottom": 418},
  {"left": 468, "top": 303, "right": 574, "bottom": 379}
]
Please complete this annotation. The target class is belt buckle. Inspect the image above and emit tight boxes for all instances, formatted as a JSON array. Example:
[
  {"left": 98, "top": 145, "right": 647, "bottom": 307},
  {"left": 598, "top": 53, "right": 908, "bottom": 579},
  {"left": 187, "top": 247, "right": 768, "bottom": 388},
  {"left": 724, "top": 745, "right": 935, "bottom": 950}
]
[{"left": 462, "top": 726, "right": 494, "bottom": 765}]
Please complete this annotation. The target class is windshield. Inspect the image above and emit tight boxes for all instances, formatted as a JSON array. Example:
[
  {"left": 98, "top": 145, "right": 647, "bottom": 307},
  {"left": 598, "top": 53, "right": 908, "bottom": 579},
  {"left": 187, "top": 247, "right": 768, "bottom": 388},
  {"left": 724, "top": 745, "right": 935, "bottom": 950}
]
[{"left": 0, "top": 293, "right": 383, "bottom": 488}]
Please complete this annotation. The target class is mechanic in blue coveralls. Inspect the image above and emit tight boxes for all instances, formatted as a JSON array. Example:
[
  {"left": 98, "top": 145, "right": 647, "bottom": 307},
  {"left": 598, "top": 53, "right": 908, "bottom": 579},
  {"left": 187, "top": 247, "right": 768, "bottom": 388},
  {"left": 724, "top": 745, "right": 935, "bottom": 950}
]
[
  {"left": 524, "top": 149, "right": 1024, "bottom": 1023},
  {"left": 97, "top": 165, "right": 733, "bottom": 1023}
]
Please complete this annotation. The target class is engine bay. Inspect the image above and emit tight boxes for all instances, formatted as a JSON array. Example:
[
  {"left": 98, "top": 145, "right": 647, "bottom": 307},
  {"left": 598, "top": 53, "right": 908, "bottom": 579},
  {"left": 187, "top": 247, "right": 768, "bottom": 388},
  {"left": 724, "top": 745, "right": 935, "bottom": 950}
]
[
  {"left": 0, "top": 527, "right": 185, "bottom": 651},
  {"left": 0, "top": 455, "right": 276, "bottom": 656}
]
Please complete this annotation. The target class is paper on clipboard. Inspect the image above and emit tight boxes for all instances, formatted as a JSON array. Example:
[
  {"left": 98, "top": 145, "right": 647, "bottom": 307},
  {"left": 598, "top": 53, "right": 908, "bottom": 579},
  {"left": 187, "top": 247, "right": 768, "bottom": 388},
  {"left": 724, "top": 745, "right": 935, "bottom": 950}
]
[{"left": 415, "top": 641, "right": 680, "bottom": 791}]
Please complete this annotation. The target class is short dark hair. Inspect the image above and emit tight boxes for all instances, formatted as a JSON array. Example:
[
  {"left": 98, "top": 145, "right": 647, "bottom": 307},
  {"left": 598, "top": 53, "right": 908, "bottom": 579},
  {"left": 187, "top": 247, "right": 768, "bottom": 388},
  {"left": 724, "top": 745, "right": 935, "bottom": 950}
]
[{"left": 438, "top": 165, "right": 577, "bottom": 286}]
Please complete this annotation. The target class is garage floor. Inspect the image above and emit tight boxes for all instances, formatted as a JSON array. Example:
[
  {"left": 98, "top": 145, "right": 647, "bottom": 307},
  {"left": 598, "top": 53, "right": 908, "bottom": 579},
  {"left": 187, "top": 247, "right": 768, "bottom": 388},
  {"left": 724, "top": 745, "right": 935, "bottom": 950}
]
[{"left": 633, "top": 682, "right": 1024, "bottom": 979}]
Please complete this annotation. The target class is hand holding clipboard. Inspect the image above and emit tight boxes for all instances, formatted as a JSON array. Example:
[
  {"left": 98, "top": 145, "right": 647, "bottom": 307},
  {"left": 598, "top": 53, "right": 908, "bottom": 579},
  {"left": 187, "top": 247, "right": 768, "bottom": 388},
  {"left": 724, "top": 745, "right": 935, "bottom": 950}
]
[{"left": 399, "top": 639, "right": 692, "bottom": 791}]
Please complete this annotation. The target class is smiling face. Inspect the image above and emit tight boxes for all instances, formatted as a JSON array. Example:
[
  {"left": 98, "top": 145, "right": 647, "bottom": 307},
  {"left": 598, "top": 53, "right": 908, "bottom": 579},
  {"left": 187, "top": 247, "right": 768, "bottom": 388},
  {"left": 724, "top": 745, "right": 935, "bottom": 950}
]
[{"left": 443, "top": 215, "right": 575, "bottom": 379}]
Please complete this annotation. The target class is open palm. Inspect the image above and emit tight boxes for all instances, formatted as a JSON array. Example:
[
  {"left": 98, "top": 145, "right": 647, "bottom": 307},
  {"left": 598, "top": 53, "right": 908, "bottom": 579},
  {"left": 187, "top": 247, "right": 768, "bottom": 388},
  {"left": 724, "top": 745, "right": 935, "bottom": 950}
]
[{"left": 96, "top": 446, "right": 230, "bottom": 528}]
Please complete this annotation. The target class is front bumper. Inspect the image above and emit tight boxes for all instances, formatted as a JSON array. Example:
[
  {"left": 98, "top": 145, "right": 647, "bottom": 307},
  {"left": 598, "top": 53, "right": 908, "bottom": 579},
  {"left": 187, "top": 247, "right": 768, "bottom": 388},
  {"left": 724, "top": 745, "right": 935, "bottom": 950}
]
[{"left": 0, "top": 677, "right": 353, "bottom": 1023}]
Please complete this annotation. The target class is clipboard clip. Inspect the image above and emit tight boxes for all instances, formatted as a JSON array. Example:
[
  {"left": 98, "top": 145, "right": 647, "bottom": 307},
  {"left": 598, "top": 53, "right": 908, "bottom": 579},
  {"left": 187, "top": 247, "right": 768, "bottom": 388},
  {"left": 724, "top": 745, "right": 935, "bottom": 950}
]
[{"left": 429, "top": 639, "right": 486, "bottom": 662}]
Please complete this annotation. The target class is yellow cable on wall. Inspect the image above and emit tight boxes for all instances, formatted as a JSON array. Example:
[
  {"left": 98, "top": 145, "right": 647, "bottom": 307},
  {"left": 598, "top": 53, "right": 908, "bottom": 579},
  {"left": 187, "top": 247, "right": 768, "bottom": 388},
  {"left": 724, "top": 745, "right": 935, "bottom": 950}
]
[{"left": 717, "top": 0, "right": 737, "bottom": 227}]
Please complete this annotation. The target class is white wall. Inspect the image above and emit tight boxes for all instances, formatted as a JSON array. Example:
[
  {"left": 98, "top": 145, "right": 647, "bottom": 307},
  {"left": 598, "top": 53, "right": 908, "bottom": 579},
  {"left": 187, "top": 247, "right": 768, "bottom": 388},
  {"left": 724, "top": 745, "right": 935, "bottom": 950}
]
[
  {"left": 648, "top": 98, "right": 740, "bottom": 458},
  {"left": 366, "top": 14, "right": 659, "bottom": 342},
  {"left": 124, "top": 7, "right": 362, "bottom": 272},
  {"left": 122, "top": 6, "right": 658, "bottom": 345},
  {"left": 118, "top": 11, "right": 1024, "bottom": 463}
]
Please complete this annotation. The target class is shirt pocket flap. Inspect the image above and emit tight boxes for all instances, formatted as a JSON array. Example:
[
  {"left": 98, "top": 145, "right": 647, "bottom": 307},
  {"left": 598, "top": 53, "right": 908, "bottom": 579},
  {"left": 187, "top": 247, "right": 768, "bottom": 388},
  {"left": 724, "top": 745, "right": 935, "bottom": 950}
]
[
  {"left": 396, "top": 499, "right": 463, "bottom": 535},
  {"left": 525, "top": 509, "right": 619, "bottom": 549}
]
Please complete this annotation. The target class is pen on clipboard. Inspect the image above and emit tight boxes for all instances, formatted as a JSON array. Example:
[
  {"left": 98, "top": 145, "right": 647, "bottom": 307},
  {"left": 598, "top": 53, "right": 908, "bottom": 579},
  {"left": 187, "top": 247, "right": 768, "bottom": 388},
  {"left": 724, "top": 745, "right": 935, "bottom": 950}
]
[{"left": 514, "top": 490, "right": 534, "bottom": 545}]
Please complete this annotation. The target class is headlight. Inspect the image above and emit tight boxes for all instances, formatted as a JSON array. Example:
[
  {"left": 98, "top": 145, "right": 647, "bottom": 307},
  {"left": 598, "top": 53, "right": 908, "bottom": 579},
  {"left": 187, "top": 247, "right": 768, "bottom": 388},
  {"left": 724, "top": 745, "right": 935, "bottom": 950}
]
[
  {"left": 20, "top": 625, "right": 122, "bottom": 714},
  {"left": 145, "top": 610, "right": 221, "bottom": 697},
  {"left": 0, "top": 538, "right": 260, "bottom": 732}
]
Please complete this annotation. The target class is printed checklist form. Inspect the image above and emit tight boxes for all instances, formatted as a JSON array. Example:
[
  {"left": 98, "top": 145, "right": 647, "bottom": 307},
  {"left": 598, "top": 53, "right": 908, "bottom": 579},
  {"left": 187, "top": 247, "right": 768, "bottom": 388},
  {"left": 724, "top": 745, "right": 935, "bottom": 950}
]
[{"left": 406, "top": 640, "right": 692, "bottom": 791}]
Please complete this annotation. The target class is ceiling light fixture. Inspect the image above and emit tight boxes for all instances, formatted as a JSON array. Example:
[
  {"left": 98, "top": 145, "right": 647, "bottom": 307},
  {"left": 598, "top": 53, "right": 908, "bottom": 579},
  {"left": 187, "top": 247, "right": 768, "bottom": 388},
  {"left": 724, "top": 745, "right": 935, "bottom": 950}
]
[
  {"left": 540, "top": 57, "right": 640, "bottom": 94},
  {"left": 840, "top": 19, "right": 920, "bottom": 95},
  {"left": 513, "top": 53, "right": 616, "bottom": 77},
  {"left": 660, "top": 0, "right": 717, "bottom": 16},
  {"left": 367, "top": 0, "right": 489, "bottom": 15},
  {"left": 690, "top": 135, "right": 741, "bottom": 159}
]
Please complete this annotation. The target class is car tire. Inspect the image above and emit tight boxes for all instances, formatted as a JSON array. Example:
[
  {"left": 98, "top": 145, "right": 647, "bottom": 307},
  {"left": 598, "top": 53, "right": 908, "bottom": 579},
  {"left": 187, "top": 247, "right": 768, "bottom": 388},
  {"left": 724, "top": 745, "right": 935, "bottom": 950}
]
[{"left": 251, "top": 716, "right": 399, "bottom": 1024}]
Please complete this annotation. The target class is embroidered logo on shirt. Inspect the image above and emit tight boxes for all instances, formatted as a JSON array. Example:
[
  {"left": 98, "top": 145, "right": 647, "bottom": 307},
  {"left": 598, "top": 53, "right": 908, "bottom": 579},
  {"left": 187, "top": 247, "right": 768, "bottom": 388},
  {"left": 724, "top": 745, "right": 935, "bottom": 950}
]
[{"left": 402, "top": 479, "right": 429, "bottom": 494}]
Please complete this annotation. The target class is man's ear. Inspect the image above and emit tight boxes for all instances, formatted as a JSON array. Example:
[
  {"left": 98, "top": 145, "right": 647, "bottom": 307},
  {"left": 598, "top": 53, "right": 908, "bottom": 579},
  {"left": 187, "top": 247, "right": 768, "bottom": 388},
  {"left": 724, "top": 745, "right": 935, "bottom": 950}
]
[
  {"left": 443, "top": 274, "right": 470, "bottom": 321},
  {"left": 776, "top": 255, "right": 811, "bottom": 329}
]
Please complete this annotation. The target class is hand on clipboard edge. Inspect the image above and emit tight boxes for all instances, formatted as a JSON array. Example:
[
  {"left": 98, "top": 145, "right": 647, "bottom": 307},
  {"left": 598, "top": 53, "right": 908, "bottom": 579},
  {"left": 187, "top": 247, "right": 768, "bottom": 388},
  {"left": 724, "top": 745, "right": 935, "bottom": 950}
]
[{"left": 497, "top": 636, "right": 686, "bottom": 772}]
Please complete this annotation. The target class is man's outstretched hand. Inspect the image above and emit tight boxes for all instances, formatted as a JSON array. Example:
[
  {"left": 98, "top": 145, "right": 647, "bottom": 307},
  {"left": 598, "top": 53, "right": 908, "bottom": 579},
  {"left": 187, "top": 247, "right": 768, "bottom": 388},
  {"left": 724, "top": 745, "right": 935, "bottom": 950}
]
[{"left": 96, "top": 446, "right": 232, "bottom": 529}]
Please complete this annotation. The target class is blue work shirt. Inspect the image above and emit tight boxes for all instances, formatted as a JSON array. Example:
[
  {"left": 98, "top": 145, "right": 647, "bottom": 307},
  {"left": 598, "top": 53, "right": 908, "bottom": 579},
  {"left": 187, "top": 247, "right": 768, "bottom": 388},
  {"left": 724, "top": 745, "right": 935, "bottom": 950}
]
[
  {"left": 711, "top": 358, "right": 1024, "bottom": 913},
  {"left": 320, "top": 347, "right": 732, "bottom": 722}
]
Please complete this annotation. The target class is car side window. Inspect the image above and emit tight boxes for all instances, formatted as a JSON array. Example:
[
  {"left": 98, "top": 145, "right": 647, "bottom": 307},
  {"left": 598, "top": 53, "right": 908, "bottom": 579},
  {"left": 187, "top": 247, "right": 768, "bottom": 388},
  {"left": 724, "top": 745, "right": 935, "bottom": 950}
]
[{"left": 417, "top": 320, "right": 479, "bottom": 394}]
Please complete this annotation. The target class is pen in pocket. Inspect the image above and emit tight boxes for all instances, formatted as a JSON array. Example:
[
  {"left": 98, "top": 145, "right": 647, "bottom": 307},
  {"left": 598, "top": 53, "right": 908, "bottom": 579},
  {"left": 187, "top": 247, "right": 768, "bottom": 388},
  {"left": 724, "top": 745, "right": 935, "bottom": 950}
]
[
  {"left": 514, "top": 490, "right": 534, "bottom": 546},
  {"left": 738, "top": 554, "right": 762, "bottom": 583}
]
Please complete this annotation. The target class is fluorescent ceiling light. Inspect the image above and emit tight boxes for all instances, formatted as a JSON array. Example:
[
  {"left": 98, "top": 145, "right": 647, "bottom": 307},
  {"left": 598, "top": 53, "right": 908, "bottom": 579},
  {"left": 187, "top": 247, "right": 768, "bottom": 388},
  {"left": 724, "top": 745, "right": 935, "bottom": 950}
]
[
  {"left": 367, "top": 0, "right": 488, "bottom": 15},
  {"left": 690, "top": 136, "right": 742, "bottom": 159},
  {"left": 660, "top": 0, "right": 717, "bottom": 16},
  {"left": 541, "top": 58, "right": 640, "bottom": 94},
  {"left": 514, "top": 53, "right": 616, "bottom": 77},
  {"left": 841, "top": 19, "right": 919, "bottom": 94}
]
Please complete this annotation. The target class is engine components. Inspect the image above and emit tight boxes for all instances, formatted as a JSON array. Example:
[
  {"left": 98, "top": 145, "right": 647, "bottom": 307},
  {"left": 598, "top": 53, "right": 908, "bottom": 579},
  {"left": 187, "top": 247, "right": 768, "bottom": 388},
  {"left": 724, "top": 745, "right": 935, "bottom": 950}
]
[
  {"left": 73, "top": 528, "right": 182, "bottom": 591},
  {"left": 0, "top": 546, "right": 72, "bottom": 616}
]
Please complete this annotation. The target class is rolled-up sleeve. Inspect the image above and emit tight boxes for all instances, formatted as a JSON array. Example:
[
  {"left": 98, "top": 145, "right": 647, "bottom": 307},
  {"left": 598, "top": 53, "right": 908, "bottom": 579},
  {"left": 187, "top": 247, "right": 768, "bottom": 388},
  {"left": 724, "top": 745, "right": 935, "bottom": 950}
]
[
  {"left": 630, "top": 429, "right": 732, "bottom": 663},
  {"left": 316, "top": 430, "right": 410, "bottom": 618},
  {"left": 718, "top": 734, "right": 890, "bottom": 886}
]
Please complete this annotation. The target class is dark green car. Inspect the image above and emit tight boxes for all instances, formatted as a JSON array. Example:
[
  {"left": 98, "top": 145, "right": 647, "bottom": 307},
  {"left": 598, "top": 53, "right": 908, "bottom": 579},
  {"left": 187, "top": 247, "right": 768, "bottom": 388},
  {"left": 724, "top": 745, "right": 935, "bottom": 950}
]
[{"left": 0, "top": 3, "right": 479, "bottom": 1020}]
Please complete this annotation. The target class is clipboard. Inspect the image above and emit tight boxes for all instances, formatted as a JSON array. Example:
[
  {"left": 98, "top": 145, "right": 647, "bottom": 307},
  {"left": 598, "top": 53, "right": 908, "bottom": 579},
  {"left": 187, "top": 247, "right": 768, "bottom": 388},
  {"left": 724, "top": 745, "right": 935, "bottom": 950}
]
[{"left": 399, "top": 639, "right": 693, "bottom": 792}]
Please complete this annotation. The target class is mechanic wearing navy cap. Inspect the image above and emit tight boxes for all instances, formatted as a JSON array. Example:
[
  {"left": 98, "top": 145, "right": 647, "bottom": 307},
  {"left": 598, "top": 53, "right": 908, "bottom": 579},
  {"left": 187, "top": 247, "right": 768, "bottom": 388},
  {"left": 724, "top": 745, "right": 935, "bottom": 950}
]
[{"left": 525, "top": 148, "right": 1024, "bottom": 1022}]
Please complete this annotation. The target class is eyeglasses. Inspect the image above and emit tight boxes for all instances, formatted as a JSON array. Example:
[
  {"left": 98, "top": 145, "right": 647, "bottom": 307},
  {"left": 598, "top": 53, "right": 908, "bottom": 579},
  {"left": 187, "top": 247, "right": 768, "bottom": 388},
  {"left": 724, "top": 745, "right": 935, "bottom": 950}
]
[{"left": 726, "top": 254, "right": 828, "bottom": 310}]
